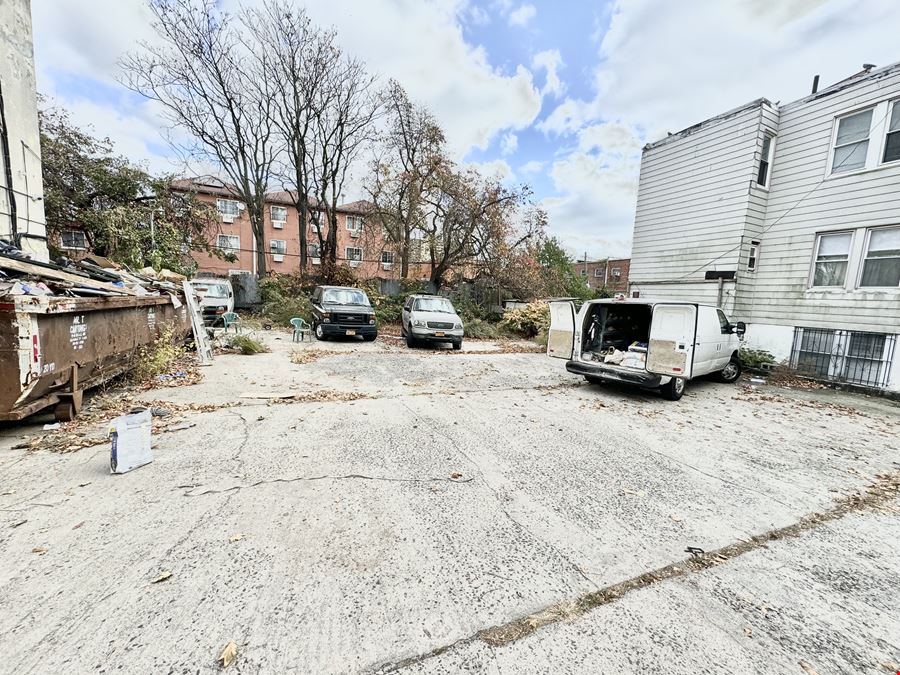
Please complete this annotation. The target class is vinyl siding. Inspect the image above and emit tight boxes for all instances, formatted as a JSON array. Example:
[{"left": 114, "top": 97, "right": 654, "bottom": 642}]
[
  {"left": 746, "top": 66, "right": 900, "bottom": 333},
  {"left": 630, "top": 102, "right": 769, "bottom": 285}
]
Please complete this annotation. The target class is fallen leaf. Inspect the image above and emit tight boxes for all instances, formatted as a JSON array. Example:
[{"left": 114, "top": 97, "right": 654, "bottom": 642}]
[
  {"left": 218, "top": 640, "right": 238, "bottom": 668},
  {"left": 743, "top": 626, "right": 753, "bottom": 637},
  {"left": 450, "top": 472, "right": 463, "bottom": 479},
  {"left": 72, "top": 521, "right": 85, "bottom": 530},
  {"left": 670, "top": 514, "right": 683, "bottom": 523},
  {"left": 151, "top": 571, "right": 173, "bottom": 584},
  {"left": 228, "top": 534, "right": 244, "bottom": 543},
  {"left": 799, "top": 660, "right": 819, "bottom": 675},
  {"left": 32, "top": 547, "right": 48, "bottom": 555},
  {"left": 11, "top": 519, "right": 27, "bottom": 528}
]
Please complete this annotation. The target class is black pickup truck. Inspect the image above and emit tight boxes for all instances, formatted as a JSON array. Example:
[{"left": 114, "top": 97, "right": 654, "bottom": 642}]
[{"left": 310, "top": 286, "right": 377, "bottom": 341}]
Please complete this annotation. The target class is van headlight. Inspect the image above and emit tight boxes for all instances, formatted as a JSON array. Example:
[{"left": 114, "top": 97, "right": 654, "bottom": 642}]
[
  {"left": 453, "top": 322, "right": 463, "bottom": 329},
  {"left": 322, "top": 313, "right": 331, "bottom": 324},
  {"left": 413, "top": 319, "right": 425, "bottom": 327}
]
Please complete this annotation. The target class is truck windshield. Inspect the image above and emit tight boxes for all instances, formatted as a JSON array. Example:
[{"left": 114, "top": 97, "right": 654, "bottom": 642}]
[
  {"left": 323, "top": 289, "right": 369, "bottom": 305},
  {"left": 413, "top": 297, "right": 455, "bottom": 313},
  {"left": 193, "top": 282, "right": 229, "bottom": 298}
]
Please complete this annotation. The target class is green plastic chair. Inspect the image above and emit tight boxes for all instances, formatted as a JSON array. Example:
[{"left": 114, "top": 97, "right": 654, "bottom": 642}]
[
  {"left": 222, "top": 312, "right": 242, "bottom": 333},
  {"left": 290, "top": 318, "right": 311, "bottom": 342}
]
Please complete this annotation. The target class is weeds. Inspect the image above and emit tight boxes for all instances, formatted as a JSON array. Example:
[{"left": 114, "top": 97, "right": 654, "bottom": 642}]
[
  {"left": 132, "top": 325, "right": 185, "bottom": 383},
  {"left": 228, "top": 334, "right": 270, "bottom": 355}
]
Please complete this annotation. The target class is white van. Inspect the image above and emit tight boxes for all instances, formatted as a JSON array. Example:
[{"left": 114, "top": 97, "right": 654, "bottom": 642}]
[{"left": 547, "top": 299, "right": 745, "bottom": 400}]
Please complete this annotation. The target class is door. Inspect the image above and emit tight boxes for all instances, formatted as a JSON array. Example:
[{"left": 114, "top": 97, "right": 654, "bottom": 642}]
[
  {"left": 401, "top": 297, "right": 413, "bottom": 331},
  {"left": 547, "top": 301, "right": 576, "bottom": 359},
  {"left": 646, "top": 304, "right": 697, "bottom": 378},
  {"left": 692, "top": 306, "right": 725, "bottom": 376}
]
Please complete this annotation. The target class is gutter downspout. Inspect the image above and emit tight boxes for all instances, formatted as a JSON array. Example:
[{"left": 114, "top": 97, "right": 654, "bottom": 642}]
[{"left": 0, "top": 79, "right": 19, "bottom": 245}]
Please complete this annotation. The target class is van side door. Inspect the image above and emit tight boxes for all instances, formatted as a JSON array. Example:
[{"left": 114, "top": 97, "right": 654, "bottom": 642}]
[
  {"left": 547, "top": 301, "right": 576, "bottom": 360},
  {"left": 646, "top": 304, "right": 697, "bottom": 378}
]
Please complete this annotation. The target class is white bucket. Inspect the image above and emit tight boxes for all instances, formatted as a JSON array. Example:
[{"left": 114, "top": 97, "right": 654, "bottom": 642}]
[{"left": 109, "top": 408, "right": 153, "bottom": 474}]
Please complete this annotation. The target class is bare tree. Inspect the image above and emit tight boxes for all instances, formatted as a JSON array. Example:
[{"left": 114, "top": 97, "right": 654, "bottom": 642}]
[
  {"left": 246, "top": 2, "right": 379, "bottom": 280},
  {"left": 422, "top": 167, "right": 531, "bottom": 290},
  {"left": 120, "top": 0, "right": 280, "bottom": 277},
  {"left": 366, "top": 81, "right": 445, "bottom": 278}
]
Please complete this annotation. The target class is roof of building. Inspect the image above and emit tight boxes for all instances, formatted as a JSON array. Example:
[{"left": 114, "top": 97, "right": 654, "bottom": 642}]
[{"left": 643, "top": 59, "right": 900, "bottom": 152}]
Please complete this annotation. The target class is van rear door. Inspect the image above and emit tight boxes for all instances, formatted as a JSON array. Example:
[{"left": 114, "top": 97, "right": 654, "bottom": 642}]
[
  {"left": 647, "top": 304, "right": 697, "bottom": 378},
  {"left": 547, "top": 301, "right": 576, "bottom": 360}
]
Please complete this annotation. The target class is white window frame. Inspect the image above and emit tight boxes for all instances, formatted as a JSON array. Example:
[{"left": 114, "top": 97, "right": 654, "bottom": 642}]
[
  {"left": 579, "top": 269, "right": 587, "bottom": 277},
  {"left": 882, "top": 99, "right": 900, "bottom": 166},
  {"left": 756, "top": 133, "right": 775, "bottom": 188},
  {"left": 270, "top": 205, "right": 287, "bottom": 229},
  {"left": 269, "top": 239, "right": 287, "bottom": 262},
  {"left": 593, "top": 268, "right": 603, "bottom": 278},
  {"left": 747, "top": 242, "right": 759, "bottom": 272},
  {"left": 611, "top": 267, "right": 621, "bottom": 278},
  {"left": 346, "top": 216, "right": 363, "bottom": 232},
  {"left": 345, "top": 246, "right": 362, "bottom": 267},
  {"left": 216, "top": 199, "right": 240, "bottom": 217},
  {"left": 60, "top": 229, "right": 87, "bottom": 250},
  {"left": 308, "top": 243, "right": 322, "bottom": 265},
  {"left": 825, "top": 100, "right": 898, "bottom": 178},
  {"left": 381, "top": 250, "right": 394, "bottom": 269},
  {"left": 216, "top": 234, "right": 240, "bottom": 254},
  {"left": 809, "top": 230, "right": 853, "bottom": 289},
  {"left": 857, "top": 226, "right": 900, "bottom": 289}
]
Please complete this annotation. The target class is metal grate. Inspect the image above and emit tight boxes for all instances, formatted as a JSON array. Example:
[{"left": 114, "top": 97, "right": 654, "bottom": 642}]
[{"left": 790, "top": 328, "right": 896, "bottom": 389}]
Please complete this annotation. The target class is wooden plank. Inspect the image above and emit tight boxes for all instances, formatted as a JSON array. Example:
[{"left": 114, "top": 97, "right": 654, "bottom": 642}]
[{"left": 0, "top": 256, "right": 138, "bottom": 296}]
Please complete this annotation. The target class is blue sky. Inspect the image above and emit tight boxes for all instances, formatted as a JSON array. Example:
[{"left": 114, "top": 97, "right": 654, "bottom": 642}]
[{"left": 31, "top": 0, "right": 900, "bottom": 259}]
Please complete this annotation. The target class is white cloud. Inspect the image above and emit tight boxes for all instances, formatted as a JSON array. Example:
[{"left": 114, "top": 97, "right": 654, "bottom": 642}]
[
  {"left": 31, "top": 0, "right": 542, "bottom": 174},
  {"left": 508, "top": 3, "right": 537, "bottom": 27},
  {"left": 520, "top": 159, "right": 545, "bottom": 174},
  {"left": 500, "top": 132, "right": 518, "bottom": 156},
  {"left": 577, "top": 122, "right": 642, "bottom": 155},
  {"left": 467, "top": 158, "right": 515, "bottom": 183},
  {"left": 532, "top": 49, "right": 565, "bottom": 98}
]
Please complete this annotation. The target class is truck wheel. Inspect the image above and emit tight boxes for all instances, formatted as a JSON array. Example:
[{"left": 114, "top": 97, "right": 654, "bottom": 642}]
[
  {"left": 406, "top": 332, "right": 417, "bottom": 348},
  {"left": 315, "top": 323, "right": 328, "bottom": 341},
  {"left": 660, "top": 377, "right": 686, "bottom": 401},
  {"left": 718, "top": 356, "right": 742, "bottom": 383},
  {"left": 453, "top": 340, "right": 462, "bottom": 351}
]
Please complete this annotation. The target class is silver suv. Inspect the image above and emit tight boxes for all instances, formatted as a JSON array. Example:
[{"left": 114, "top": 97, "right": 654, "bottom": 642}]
[{"left": 401, "top": 295, "right": 464, "bottom": 350}]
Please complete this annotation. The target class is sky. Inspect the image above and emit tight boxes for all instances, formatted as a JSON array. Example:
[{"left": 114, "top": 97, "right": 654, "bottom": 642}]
[{"left": 30, "top": 0, "right": 900, "bottom": 259}]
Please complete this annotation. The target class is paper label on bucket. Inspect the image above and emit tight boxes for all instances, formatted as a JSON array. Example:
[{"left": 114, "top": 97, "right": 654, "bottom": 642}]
[{"left": 109, "top": 409, "right": 153, "bottom": 474}]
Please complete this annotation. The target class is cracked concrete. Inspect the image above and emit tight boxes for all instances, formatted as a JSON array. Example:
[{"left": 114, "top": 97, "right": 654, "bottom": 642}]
[{"left": 0, "top": 331, "right": 898, "bottom": 673}]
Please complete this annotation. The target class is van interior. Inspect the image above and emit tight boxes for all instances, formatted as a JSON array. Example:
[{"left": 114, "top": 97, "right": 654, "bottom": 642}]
[{"left": 581, "top": 303, "right": 652, "bottom": 369}]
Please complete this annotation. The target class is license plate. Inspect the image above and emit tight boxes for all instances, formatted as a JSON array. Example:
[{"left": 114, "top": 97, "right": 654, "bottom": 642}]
[
  {"left": 434, "top": 331, "right": 445, "bottom": 337},
  {"left": 345, "top": 330, "right": 356, "bottom": 336}
]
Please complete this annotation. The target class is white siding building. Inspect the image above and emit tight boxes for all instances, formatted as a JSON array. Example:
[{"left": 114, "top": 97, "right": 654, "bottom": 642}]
[
  {"left": 0, "top": 0, "right": 48, "bottom": 261},
  {"left": 629, "top": 63, "right": 900, "bottom": 392}
]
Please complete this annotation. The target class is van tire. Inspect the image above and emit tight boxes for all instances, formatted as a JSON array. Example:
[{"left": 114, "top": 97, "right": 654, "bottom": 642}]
[
  {"left": 406, "top": 332, "right": 417, "bottom": 348},
  {"left": 718, "top": 356, "right": 742, "bottom": 383},
  {"left": 314, "top": 323, "right": 328, "bottom": 341},
  {"left": 660, "top": 377, "right": 686, "bottom": 401}
]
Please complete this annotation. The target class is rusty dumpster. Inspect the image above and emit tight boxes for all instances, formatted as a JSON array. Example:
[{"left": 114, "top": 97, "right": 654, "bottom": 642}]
[{"left": 0, "top": 294, "right": 191, "bottom": 421}]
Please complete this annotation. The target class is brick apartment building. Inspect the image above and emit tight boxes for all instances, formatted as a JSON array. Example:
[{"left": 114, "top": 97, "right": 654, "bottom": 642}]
[
  {"left": 172, "top": 177, "right": 432, "bottom": 281},
  {"left": 573, "top": 257, "right": 631, "bottom": 293}
]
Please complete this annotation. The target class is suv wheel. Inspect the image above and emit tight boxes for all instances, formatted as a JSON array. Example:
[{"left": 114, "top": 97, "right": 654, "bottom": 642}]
[{"left": 660, "top": 377, "right": 686, "bottom": 401}]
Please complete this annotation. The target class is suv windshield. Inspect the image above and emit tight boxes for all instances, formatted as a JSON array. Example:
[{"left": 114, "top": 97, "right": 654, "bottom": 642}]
[
  {"left": 193, "top": 281, "right": 229, "bottom": 298},
  {"left": 413, "top": 297, "right": 455, "bottom": 313},
  {"left": 322, "top": 288, "right": 369, "bottom": 305}
]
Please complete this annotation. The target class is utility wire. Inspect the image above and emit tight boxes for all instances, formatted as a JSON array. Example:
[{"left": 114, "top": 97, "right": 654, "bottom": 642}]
[{"left": 674, "top": 105, "right": 893, "bottom": 281}]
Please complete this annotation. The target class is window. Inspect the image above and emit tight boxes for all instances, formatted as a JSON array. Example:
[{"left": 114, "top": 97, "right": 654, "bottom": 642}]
[
  {"left": 757, "top": 134, "right": 774, "bottom": 186},
  {"left": 791, "top": 328, "right": 896, "bottom": 389},
  {"left": 611, "top": 267, "right": 621, "bottom": 278},
  {"left": 345, "top": 247, "right": 362, "bottom": 266},
  {"left": 60, "top": 229, "right": 87, "bottom": 250},
  {"left": 216, "top": 234, "right": 240, "bottom": 253},
  {"left": 381, "top": 250, "right": 394, "bottom": 265},
  {"left": 884, "top": 101, "right": 900, "bottom": 163},
  {"left": 832, "top": 109, "right": 873, "bottom": 173},
  {"left": 346, "top": 216, "right": 363, "bottom": 231},
  {"left": 580, "top": 269, "right": 587, "bottom": 277},
  {"left": 812, "top": 232, "right": 851, "bottom": 286},
  {"left": 308, "top": 243, "right": 321, "bottom": 264},
  {"left": 216, "top": 199, "right": 240, "bottom": 216},
  {"left": 271, "top": 206, "right": 287, "bottom": 228},
  {"left": 748, "top": 242, "right": 759, "bottom": 272},
  {"left": 594, "top": 268, "right": 603, "bottom": 277},
  {"left": 269, "top": 239, "right": 287, "bottom": 256},
  {"left": 716, "top": 309, "right": 731, "bottom": 335},
  {"left": 860, "top": 226, "right": 900, "bottom": 287}
]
